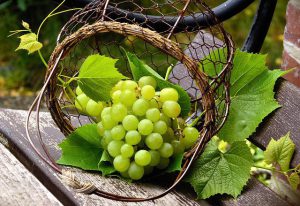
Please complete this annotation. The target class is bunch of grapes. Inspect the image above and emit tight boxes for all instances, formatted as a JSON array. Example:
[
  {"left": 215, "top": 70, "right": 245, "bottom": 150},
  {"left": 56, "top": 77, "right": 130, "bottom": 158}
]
[{"left": 74, "top": 76, "right": 199, "bottom": 180}]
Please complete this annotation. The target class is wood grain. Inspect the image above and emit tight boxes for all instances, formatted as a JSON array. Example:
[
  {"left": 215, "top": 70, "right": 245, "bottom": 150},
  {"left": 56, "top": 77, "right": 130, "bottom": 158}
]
[{"left": 0, "top": 142, "right": 61, "bottom": 206}]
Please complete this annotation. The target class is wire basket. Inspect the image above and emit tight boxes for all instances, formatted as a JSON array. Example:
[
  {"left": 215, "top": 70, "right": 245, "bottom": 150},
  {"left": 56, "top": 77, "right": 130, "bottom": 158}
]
[{"left": 27, "top": 0, "right": 234, "bottom": 202}]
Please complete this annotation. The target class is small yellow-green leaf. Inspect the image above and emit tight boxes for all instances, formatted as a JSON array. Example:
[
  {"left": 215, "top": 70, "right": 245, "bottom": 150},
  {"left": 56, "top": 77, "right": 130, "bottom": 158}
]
[
  {"left": 16, "top": 33, "right": 43, "bottom": 54},
  {"left": 287, "top": 172, "right": 300, "bottom": 190},
  {"left": 264, "top": 132, "right": 295, "bottom": 172},
  {"left": 22, "top": 20, "right": 30, "bottom": 29}
]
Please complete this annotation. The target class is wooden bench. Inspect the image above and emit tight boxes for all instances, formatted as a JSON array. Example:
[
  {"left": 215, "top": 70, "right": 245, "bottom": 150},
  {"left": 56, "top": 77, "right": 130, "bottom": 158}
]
[{"left": 1, "top": 34, "right": 299, "bottom": 205}]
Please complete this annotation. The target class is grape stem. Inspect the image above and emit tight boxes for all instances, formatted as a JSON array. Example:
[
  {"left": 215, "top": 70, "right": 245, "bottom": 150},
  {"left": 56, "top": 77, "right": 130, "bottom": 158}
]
[
  {"left": 164, "top": 64, "right": 174, "bottom": 80},
  {"left": 187, "top": 110, "right": 206, "bottom": 127}
]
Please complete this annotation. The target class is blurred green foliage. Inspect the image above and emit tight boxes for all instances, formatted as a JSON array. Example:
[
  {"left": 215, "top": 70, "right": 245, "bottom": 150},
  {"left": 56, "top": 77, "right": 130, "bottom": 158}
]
[{"left": 0, "top": 0, "right": 288, "bottom": 93}]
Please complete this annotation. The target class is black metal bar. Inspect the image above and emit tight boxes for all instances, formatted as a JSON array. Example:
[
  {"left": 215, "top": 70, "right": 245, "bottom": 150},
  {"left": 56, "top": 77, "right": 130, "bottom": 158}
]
[{"left": 242, "top": 0, "right": 277, "bottom": 53}]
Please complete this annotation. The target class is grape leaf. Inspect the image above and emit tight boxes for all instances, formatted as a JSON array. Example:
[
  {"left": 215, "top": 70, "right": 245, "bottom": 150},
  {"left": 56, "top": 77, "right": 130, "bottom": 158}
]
[
  {"left": 57, "top": 124, "right": 115, "bottom": 175},
  {"left": 287, "top": 172, "right": 300, "bottom": 190},
  {"left": 98, "top": 150, "right": 116, "bottom": 176},
  {"left": 264, "top": 132, "right": 295, "bottom": 172},
  {"left": 203, "top": 49, "right": 286, "bottom": 143},
  {"left": 124, "top": 50, "right": 191, "bottom": 117},
  {"left": 77, "top": 54, "right": 126, "bottom": 102},
  {"left": 185, "top": 139, "right": 253, "bottom": 199},
  {"left": 15, "top": 33, "right": 43, "bottom": 54},
  {"left": 166, "top": 153, "right": 184, "bottom": 173}
]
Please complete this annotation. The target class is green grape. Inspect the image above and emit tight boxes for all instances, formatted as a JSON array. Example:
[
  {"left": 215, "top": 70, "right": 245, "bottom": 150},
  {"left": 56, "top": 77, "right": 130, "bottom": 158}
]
[
  {"left": 111, "top": 103, "right": 127, "bottom": 122},
  {"left": 149, "top": 150, "right": 160, "bottom": 166},
  {"left": 138, "top": 76, "right": 157, "bottom": 89},
  {"left": 122, "top": 115, "right": 139, "bottom": 131},
  {"left": 112, "top": 90, "right": 122, "bottom": 103},
  {"left": 111, "top": 125, "right": 126, "bottom": 140},
  {"left": 144, "top": 165, "right": 154, "bottom": 176},
  {"left": 162, "top": 127, "right": 175, "bottom": 142},
  {"left": 132, "top": 99, "right": 150, "bottom": 116},
  {"left": 86, "top": 99, "right": 103, "bottom": 117},
  {"left": 159, "top": 88, "right": 179, "bottom": 102},
  {"left": 134, "top": 150, "right": 151, "bottom": 166},
  {"left": 171, "top": 140, "right": 185, "bottom": 154},
  {"left": 125, "top": 130, "right": 141, "bottom": 145},
  {"left": 158, "top": 143, "right": 174, "bottom": 158},
  {"left": 162, "top": 101, "right": 181, "bottom": 118},
  {"left": 128, "top": 162, "right": 144, "bottom": 180},
  {"left": 153, "top": 120, "right": 168, "bottom": 135},
  {"left": 146, "top": 108, "right": 160, "bottom": 122},
  {"left": 120, "top": 89, "right": 137, "bottom": 107},
  {"left": 145, "top": 133, "right": 163, "bottom": 150},
  {"left": 101, "top": 107, "right": 112, "bottom": 118},
  {"left": 138, "top": 119, "right": 153, "bottom": 135},
  {"left": 160, "top": 113, "right": 171, "bottom": 126},
  {"left": 115, "top": 80, "right": 124, "bottom": 90},
  {"left": 107, "top": 140, "right": 124, "bottom": 157},
  {"left": 156, "top": 157, "right": 169, "bottom": 170},
  {"left": 141, "top": 85, "right": 155, "bottom": 100},
  {"left": 149, "top": 98, "right": 159, "bottom": 108},
  {"left": 113, "top": 155, "right": 130, "bottom": 172},
  {"left": 120, "top": 171, "right": 130, "bottom": 179},
  {"left": 103, "top": 130, "right": 113, "bottom": 146},
  {"left": 182, "top": 127, "right": 199, "bottom": 148},
  {"left": 123, "top": 80, "right": 138, "bottom": 91},
  {"left": 97, "top": 122, "right": 105, "bottom": 136},
  {"left": 75, "top": 86, "right": 83, "bottom": 95},
  {"left": 102, "top": 114, "right": 117, "bottom": 130},
  {"left": 75, "top": 94, "right": 89, "bottom": 112},
  {"left": 121, "top": 144, "right": 134, "bottom": 158}
]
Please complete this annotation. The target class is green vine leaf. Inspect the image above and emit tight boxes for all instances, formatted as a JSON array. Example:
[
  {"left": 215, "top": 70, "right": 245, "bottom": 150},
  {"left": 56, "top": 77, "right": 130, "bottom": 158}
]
[
  {"left": 124, "top": 50, "right": 191, "bottom": 117},
  {"left": 77, "top": 54, "right": 126, "bottom": 102},
  {"left": 264, "top": 132, "right": 295, "bottom": 172},
  {"left": 204, "top": 49, "right": 286, "bottom": 143},
  {"left": 287, "top": 172, "right": 300, "bottom": 190},
  {"left": 165, "top": 153, "right": 184, "bottom": 173},
  {"left": 185, "top": 138, "right": 253, "bottom": 199},
  {"left": 57, "top": 124, "right": 115, "bottom": 175},
  {"left": 16, "top": 33, "right": 43, "bottom": 54}
]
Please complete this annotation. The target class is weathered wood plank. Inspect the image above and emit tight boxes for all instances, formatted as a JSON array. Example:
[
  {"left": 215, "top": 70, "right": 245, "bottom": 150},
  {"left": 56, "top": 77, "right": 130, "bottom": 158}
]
[
  {"left": 0, "top": 109, "right": 209, "bottom": 206},
  {"left": 0, "top": 141, "right": 61, "bottom": 206}
]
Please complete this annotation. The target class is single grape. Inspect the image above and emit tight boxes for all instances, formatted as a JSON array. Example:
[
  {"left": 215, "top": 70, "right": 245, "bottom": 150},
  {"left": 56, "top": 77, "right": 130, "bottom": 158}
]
[
  {"left": 141, "top": 85, "right": 155, "bottom": 100},
  {"left": 112, "top": 90, "right": 122, "bottom": 103},
  {"left": 128, "top": 162, "right": 144, "bottom": 180},
  {"left": 134, "top": 150, "right": 151, "bottom": 166},
  {"left": 86, "top": 99, "right": 103, "bottom": 117},
  {"left": 107, "top": 140, "right": 124, "bottom": 157},
  {"left": 145, "top": 133, "right": 163, "bottom": 150},
  {"left": 113, "top": 155, "right": 130, "bottom": 172},
  {"left": 125, "top": 130, "right": 141, "bottom": 145},
  {"left": 102, "top": 114, "right": 117, "bottom": 130},
  {"left": 159, "top": 88, "right": 179, "bottom": 102},
  {"left": 132, "top": 99, "right": 150, "bottom": 116},
  {"left": 122, "top": 115, "right": 139, "bottom": 131},
  {"left": 149, "top": 150, "right": 160, "bottom": 166},
  {"left": 158, "top": 143, "right": 174, "bottom": 158},
  {"left": 171, "top": 140, "right": 185, "bottom": 154},
  {"left": 160, "top": 113, "right": 171, "bottom": 126},
  {"left": 111, "top": 103, "right": 127, "bottom": 122},
  {"left": 111, "top": 125, "right": 126, "bottom": 140},
  {"left": 162, "top": 127, "right": 175, "bottom": 142},
  {"left": 75, "top": 94, "right": 89, "bottom": 112},
  {"left": 153, "top": 120, "right": 168, "bottom": 135},
  {"left": 75, "top": 86, "right": 83, "bottom": 95},
  {"left": 101, "top": 107, "right": 112, "bottom": 118},
  {"left": 182, "top": 127, "right": 199, "bottom": 148},
  {"left": 162, "top": 101, "right": 181, "bottom": 118},
  {"left": 149, "top": 98, "right": 159, "bottom": 108},
  {"left": 156, "top": 157, "right": 169, "bottom": 170},
  {"left": 114, "top": 80, "right": 124, "bottom": 90},
  {"left": 120, "top": 89, "right": 137, "bottom": 107},
  {"left": 97, "top": 122, "right": 105, "bottom": 136},
  {"left": 138, "top": 76, "right": 157, "bottom": 89},
  {"left": 138, "top": 119, "right": 153, "bottom": 135},
  {"left": 144, "top": 165, "right": 154, "bottom": 176},
  {"left": 103, "top": 130, "right": 113, "bottom": 146},
  {"left": 146, "top": 108, "right": 160, "bottom": 122},
  {"left": 121, "top": 143, "right": 134, "bottom": 158},
  {"left": 123, "top": 80, "right": 138, "bottom": 91}
]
